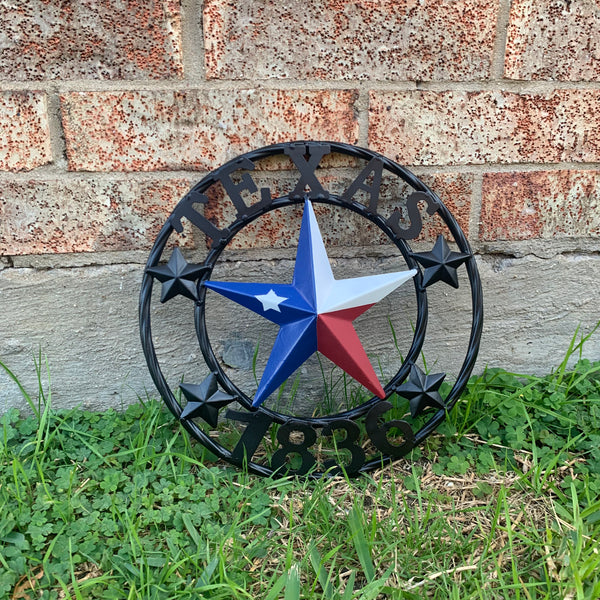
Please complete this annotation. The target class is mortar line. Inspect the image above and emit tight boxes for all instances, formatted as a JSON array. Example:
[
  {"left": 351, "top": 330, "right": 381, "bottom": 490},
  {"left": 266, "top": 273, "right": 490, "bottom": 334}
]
[
  {"left": 44, "top": 86, "right": 68, "bottom": 171},
  {"left": 0, "top": 169, "right": 205, "bottom": 181},
  {"left": 356, "top": 85, "right": 371, "bottom": 147},
  {"left": 180, "top": 0, "right": 205, "bottom": 81},
  {"left": 2, "top": 161, "right": 600, "bottom": 184},
  {"left": 3, "top": 79, "right": 600, "bottom": 94},
  {"left": 465, "top": 169, "right": 483, "bottom": 245},
  {"left": 8, "top": 238, "right": 600, "bottom": 271},
  {"left": 491, "top": 0, "right": 513, "bottom": 81}
]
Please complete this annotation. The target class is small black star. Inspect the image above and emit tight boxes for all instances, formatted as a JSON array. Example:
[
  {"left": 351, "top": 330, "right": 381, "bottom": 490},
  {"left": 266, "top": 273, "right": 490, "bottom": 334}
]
[
  {"left": 411, "top": 235, "right": 470, "bottom": 288},
  {"left": 395, "top": 364, "right": 446, "bottom": 418},
  {"left": 146, "top": 247, "right": 207, "bottom": 303},
  {"left": 179, "top": 374, "right": 236, "bottom": 428}
]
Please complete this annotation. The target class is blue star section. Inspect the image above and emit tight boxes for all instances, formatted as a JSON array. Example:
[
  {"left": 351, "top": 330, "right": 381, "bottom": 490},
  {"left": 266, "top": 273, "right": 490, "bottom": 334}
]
[
  {"left": 411, "top": 235, "right": 470, "bottom": 289},
  {"left": 291, "top": 200, "right": 319, "bottom": 308},
  {"left": 394, "top": 364, "right": 446, "bottom": 418},
  {"left": 203, "top": 282, "right": 314, "bottom": 326},
  {"left": 203, "top": 200, "right": 417, "bottom": 407},
  {"left": 179, "top": 373, "right": 236, "bottom": 428},
  {"left": 253, "top": 316, "right": 317, "bottom": 406},
  {"left": 146, "top": 247, "right": 207, "bottom": 303},
  {"left": 204, "top": 279, "right": 318, "bottom": 405}
]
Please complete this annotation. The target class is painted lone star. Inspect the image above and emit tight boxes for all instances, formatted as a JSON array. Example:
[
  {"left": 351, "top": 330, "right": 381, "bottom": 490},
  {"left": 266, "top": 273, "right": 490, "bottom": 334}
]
[
  {"left": 204, "top": 200, "right": 417, "bottom": 407},
  {"left": 255, "top": 289, "right": 288, "bottom": 312}
]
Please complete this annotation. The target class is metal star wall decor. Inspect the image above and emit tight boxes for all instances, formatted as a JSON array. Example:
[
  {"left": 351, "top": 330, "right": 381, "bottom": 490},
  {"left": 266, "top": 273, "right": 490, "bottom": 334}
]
[
  {"left": 146, "top": 247, "right": 207, "bottom": 303},
  {"left": 179, "top": 374, "right": 235, "bottom": 427},
  {"left": 140, "top": 142, "right": 483, "bottom": 478},
  {"left": 394, "top": 364, "right": 446, "bottom": 418},
  {"left": 412, "top": 235, "right": 470, "bottom": 289},
  {"left": 204, "top": 200, "right": 416, "bottom": 407}
]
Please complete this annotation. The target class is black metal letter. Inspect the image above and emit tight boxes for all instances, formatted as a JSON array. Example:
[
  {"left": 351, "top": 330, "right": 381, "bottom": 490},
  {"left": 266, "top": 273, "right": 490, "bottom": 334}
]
[
  {"left": 322, "top": 419, "right": 365, "bottom": 475},
  {"left": 215, "top": 157, "right": 273, "bottom": 218},
  {"left": 170, "top": 190, "right": 228, "bottom": 243},
  {"left": 271, "top": 421, "right": 317, "bottom": 475},
  {"left": 226, "top": 409, "right": 274, "bottom": 463},
  {"left": 386, "top": 191, "right": 440, "bottom": 240},
  {"left": 341, "top": 157, "right": 384, "bottom": 213},
  {"left": 366, "top": 401, "right": 415, "bottom": 458},
  {"left": 284, "top": 143, "right": 331, "bottom": 200}
]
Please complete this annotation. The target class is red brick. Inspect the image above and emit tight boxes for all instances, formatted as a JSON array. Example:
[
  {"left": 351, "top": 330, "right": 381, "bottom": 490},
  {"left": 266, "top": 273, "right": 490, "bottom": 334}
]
[
  {"left": 369, "top": 90, "right": 600, "bottom": 166},
  {"left": 61, "top": 90, "right": 360, "bottom": 172},
  {"left": 0, "top": 0, "right": 182, "bottom": 80},
  {"left": 419, "top": 173, "right": 473, "bottom": 240},
  {"left": 505, "top": 0, "right": 600, "bottom": 81},
  {"left": 0, "top": 92, "right": 52, "bottom": 172},
  {"left": 480, "top": 171, "right": 600, "bottom": 241},
  {"left": 0, "top": 179, "right": 193, "bottom": 255},
  {"left": 204, "top": 0, "right": 497, "bottom": 81}
]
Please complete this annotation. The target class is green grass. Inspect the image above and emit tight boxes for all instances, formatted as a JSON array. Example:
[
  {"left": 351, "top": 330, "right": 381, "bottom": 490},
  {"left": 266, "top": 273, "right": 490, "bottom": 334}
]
[{"left": 1, "top": 336, "right": 600, "bottom": 599}]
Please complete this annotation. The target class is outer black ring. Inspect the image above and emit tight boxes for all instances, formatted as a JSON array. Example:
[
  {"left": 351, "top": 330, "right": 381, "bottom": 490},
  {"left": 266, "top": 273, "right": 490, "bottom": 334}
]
[{"left": 139, "top": 141, "right": 483, "bottom": 477}]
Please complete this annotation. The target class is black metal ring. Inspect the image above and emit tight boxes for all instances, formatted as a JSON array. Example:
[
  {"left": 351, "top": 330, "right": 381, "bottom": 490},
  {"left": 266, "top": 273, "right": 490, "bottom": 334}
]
[{"left": 139, "top": 141, "right": 483, "bottom": 477}]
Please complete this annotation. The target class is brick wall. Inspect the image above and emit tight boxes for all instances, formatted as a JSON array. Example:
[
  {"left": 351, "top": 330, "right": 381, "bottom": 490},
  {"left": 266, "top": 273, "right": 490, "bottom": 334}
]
[{"left": 1, "top": 0, "right": 599, "bottom": 411}]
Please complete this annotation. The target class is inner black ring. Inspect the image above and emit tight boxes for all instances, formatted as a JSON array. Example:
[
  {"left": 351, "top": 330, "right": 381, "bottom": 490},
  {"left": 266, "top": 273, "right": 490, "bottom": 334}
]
[{"left": 194, "top": 193, "right": 428, "bottom": 426}]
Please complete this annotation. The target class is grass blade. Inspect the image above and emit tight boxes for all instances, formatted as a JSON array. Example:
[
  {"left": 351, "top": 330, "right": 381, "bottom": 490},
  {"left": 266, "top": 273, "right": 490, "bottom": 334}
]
[
  {"left": 264, "top": 571, "right": 289, "bottom": 600},
  {"left": 196, "top": 555, "right": 219, "bottom": 588},
  {"left": 284, "top": 563, "right": 301, "bottom": 600},
  {"left": 342, "top": 570, "right": 356, "bottom": 600},
  {"left": 308, "top": 543, "right": 334, "bottom": 599},
  {"left": 348, "top": 505, "right": 375, "bottom": 583}
]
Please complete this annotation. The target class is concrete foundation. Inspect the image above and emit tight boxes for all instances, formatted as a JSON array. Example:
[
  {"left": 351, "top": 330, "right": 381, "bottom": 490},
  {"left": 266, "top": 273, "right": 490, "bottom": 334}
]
[{"left": 1, "top": 248, "right": 598, "bottom": 415}]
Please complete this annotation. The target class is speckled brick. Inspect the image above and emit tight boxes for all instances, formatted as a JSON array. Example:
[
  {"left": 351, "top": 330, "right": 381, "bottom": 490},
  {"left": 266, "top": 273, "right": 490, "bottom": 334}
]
[
  {"left": 419, "top": 173, "right": 473, "bottom": 240},
  {"left": 61, "top": 90, "right": 359, "bottom": 172},
  {"left": 369, "top": 90, "right": 600, "bottom": 166},
  {"left": 0, "top": 0, "right": 182, "bottom": 80},
  {"left": 204, "top": 0, "right": 497, "bottom": 81},
  {"left": 0, "top": 179, "right": 193, "bottom": 255},
  {"left": 505, "top": 0, "right": 600, "bottom": 81},
  {"left": 203, "top": 170, "right": 473, "bottom": 249},
  {"left": 0, "top": 92, "right": 52, "bottom": 171},
  {"left": 480, "top": 171, "right": 600, "bottom": 241}
]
